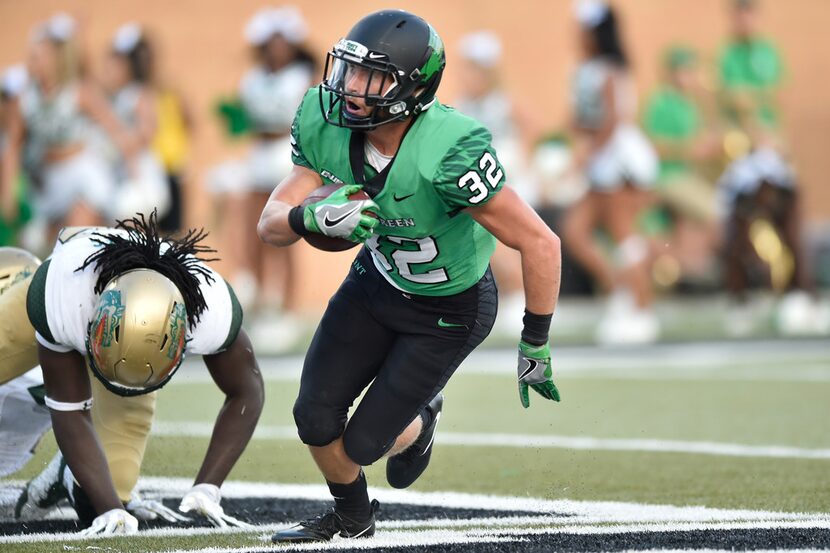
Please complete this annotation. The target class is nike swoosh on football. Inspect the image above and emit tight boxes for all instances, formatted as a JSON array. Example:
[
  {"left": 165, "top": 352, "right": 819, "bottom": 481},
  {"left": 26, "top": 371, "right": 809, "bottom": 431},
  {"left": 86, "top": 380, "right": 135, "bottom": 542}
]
[
  {"left": 438, "top": 318, "right": 467, "bottom": 328},
  {"left": 393, "top": 193, "right": 414, "bottom": 202},
  {"left": 323, "top": 204, "right": 362, "bottom": 228}
]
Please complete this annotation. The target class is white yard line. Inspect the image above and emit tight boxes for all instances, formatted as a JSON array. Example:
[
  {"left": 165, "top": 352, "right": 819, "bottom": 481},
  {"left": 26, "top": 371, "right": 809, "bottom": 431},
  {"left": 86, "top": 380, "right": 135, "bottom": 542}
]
[
  {"left": 171, "top": 339, "right": 830, "bottom": 384},
  {"left": 59, "top": 519, "right": 830, "bottom": 551},
  {"left": 7, "top": 477, "right": 827, "bottom": 526},
  {"left": 3, "top": 477, "right": 829, "bottom": 546},
  {"left": 171, "top": 363, "right": 830, "bottom": 384},
  {"left": 152, "top": 421, "right": 830, "bottom": 460},
  {"left": 6, "top": 517, "right": 830, "bottom": 548}
]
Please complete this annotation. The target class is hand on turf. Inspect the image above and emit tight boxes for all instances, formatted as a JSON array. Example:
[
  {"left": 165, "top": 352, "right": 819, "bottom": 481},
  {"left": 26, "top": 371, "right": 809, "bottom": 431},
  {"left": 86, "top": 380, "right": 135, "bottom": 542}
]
[
  {"left": 127, "top": 494, "right": 190, "bottom": 522},
  {"left": 517, "top": 340, "right": 561, "bottom": 408},
  {"left": 79, "top": 508, "right": 138, "bottom": 536},
  {"left": 303, "top": 184, "right": 379, "bottom": 242},
  {"left": 178, "top": 483, "right": 252, "bottom": 528}
]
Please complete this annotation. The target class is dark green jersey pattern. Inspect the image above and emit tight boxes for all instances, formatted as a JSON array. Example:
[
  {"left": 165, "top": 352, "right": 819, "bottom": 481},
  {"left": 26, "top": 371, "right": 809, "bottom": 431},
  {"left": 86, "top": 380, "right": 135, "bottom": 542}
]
[{"left": 291, "top": 87, "right": 506, "bottom": 296}]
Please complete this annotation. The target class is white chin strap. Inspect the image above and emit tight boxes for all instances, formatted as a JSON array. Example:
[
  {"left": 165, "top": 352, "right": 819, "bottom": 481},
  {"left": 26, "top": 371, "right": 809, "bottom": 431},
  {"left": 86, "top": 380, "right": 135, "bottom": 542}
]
[
  {"left": 45, "top": 396, "right": 93, "bottom": 412},
  {"left": 419, "top": 97, "right": 437, "bottom": 112}
]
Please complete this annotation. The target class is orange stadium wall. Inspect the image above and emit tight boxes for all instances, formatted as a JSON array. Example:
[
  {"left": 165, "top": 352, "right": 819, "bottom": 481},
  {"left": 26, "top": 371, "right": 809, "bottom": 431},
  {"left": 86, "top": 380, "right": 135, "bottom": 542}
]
[{"left": 1, "top": 0, "right": 828, "bottom": 311}]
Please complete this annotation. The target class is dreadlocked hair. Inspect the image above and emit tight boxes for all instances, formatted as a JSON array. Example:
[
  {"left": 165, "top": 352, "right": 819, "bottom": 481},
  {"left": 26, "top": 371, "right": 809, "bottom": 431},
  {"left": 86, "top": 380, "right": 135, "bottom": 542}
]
[{"left": 76, "top": 210, "right": 219, "bottom": 329}]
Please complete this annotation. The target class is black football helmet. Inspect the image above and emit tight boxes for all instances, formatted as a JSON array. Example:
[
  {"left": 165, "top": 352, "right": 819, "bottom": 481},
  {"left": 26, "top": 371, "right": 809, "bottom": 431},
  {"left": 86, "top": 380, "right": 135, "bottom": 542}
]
[{"left": 320, "top": 10, "right": 446, "bottom": 130}]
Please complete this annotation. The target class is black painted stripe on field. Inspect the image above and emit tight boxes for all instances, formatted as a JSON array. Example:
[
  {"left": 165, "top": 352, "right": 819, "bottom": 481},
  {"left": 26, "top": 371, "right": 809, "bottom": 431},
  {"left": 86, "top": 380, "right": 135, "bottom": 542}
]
[
  {"left": 0, "top": 497, "right": 555, "bottom": 536},
  {"left": 271, "top": 528, "right": 830, "bottom": 552},
  {"left": 2, "top": 496, "right": 827, "bottom": 552}
]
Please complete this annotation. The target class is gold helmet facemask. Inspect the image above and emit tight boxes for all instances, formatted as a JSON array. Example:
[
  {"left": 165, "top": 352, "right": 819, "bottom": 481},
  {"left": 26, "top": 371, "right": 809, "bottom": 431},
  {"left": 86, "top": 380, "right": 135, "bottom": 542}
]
[
  {"left": 0, "top": 247, "right": 41, "bottom": 295},
  {"left": 86, "top": 269, "right": 188, "bottom": 396}
]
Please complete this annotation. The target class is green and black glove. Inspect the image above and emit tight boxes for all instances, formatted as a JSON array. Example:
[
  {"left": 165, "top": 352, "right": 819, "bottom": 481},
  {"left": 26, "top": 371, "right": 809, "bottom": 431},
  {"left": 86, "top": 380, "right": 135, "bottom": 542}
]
[
  {"left": 517, "top": 340, "right": 560, "bottom": 408},
  {"left": 516, "top": 309, "right": 560, "bottom": 408},
  {"left": 303, "top": 185, "right": 379, "bottom": 243}
]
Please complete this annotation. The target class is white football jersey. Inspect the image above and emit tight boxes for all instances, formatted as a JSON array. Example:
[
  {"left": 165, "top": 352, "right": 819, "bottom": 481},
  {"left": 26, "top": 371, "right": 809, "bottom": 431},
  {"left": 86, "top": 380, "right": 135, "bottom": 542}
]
[{"left": 31, "top": 227, "right": 240, "bottom": 357}]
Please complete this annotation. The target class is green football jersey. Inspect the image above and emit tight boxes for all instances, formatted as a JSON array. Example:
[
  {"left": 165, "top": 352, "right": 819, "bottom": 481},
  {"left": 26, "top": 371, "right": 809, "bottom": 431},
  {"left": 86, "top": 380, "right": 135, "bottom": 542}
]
[
  {"left": 718, "top": 38, "right": 783, "bottom": 127},
  {"left": 643, "top": 86, "right": 702, "bottom": 178},
  {"left": 291, "top": 87, "right": 506, "bottom": 296}
]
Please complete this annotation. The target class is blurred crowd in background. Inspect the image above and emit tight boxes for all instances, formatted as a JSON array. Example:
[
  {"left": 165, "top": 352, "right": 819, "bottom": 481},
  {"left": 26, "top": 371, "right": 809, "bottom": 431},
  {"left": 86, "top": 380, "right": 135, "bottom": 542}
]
[{"left": 1, "top": 0, "right": 828, "bottom": 348}]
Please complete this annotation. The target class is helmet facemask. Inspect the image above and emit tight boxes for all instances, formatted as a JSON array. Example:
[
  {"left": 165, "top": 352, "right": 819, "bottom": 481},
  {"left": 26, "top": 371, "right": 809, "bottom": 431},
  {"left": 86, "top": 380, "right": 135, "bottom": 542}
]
[{"left": 320, "top": 31, "right": 444, "bottom": 130}]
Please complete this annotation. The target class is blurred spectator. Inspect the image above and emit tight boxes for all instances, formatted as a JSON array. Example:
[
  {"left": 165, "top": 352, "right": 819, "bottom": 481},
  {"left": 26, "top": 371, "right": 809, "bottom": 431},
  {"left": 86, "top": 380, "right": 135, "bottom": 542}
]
[
  {"left": 135, "top": 30, "right": 193, "bottom": 234},
  {"left": 562, "top": 0, "right": 659, "bottom": 345},
  {"left": 531, "top": 135, "right": 596, "bottom": 297},
  {"left": 454, "top": 31, "right": 543, "bottom": 204},
  {"left": 643, "top": 46, "right": 721, "bottom": 290},
  {"left": 209, "top": 6, "right": 314, "bottom": 348},
  {"left": 453, "top": 30, "right": 543, "bottom": 333},
  {"left": 719, "top": 148, "right": 829, "bottom": 336},
  {"left": 99, "top": 23, "right": 170, "bottom": 221},
  {"left": 152, "top": 83, "right": 191, "bottom": 234},
  {"left": 716, "top": 0, "right": 827, "bottom": 335},
  {"left": 0, "top": 65, "right": 35, "bottom": 247},
  {"left": 718, "top": 0, "right": 784, "bottom": 153},
  {"left": 0, "top": 13, "right": 129, "bottom": 245}
]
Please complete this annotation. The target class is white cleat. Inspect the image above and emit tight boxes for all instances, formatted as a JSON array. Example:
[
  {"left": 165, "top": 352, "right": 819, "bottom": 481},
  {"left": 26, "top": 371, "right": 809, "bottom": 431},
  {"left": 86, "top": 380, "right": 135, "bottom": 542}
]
[
  {"left": 14, "top": 453, "right": 73, "bottom": 520},
  {"left": 595, "top": 290, "right": 660, "bottom": 346}
]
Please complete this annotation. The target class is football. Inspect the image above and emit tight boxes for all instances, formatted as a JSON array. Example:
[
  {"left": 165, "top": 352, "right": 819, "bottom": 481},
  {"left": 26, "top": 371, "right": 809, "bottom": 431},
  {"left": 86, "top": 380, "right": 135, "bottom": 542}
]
[{"left": 300, "top": 184, "right": 372, "bottom": 252}]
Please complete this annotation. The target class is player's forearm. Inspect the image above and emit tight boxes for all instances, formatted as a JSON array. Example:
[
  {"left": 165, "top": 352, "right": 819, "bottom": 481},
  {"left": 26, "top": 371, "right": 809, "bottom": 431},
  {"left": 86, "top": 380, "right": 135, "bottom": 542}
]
[
  {"left": 193, "top": 389, "right": 263, "bottom": 487},
  {"left": 257, "top": 199, "right": 302, "bottom": 247},
  {"left": 519, "top": 231, "right": 562, "bottom": 316},
  {"left": 51, "top": 411, "right": 123, "bottom": 513}
]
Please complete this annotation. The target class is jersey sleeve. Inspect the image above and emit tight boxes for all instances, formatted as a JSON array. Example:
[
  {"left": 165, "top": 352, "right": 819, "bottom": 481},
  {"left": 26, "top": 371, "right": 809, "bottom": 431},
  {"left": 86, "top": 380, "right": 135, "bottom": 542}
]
[
  {"left": 25, "top": 259, "right": 74, "bottom": 352},
  {"left": 432, "top": 125, "right": 506, "bottom": 211},
  {"left": 185, "top": 270, "right": 244, "bottom": 356},
  {"left": 289, "top": 89, "right": 316, "bottom": 170}
]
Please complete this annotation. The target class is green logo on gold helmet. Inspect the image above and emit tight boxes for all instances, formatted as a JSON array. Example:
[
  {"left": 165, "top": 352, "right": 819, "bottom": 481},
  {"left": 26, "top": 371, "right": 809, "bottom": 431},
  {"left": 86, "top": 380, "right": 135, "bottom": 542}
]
[{"left": 93, "top": 290, "right": 125, "bottom": 348}]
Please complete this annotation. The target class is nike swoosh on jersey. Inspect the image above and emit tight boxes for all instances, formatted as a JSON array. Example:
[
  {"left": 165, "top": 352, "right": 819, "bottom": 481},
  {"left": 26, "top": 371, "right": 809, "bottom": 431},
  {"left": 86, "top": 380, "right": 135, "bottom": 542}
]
[
  {"left": 437, "top": 318, "right": 467, "bottom": 328},
  {"left": 393, "top": 193, "right": 415, "bottom": 202},
  {"left": 322, "top": 204, "right": 362, "bottom": 228}
]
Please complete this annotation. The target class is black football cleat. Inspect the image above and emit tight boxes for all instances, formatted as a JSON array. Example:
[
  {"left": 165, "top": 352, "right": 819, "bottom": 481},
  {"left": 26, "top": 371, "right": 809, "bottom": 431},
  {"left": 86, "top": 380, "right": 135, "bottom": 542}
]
[
  {"left": 386, "top": 392, "right": 443, "bottom": 489},
  {"left": 271, "top": 500, "right": 379, "bottom": 543}
]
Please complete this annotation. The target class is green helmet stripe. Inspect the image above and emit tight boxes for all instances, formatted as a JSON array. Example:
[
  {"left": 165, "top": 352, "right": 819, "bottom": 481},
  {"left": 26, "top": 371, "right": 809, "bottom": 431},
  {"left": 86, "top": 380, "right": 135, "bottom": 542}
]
[{"left": 420, "top": 24, "right": 445, "bottom": 80}]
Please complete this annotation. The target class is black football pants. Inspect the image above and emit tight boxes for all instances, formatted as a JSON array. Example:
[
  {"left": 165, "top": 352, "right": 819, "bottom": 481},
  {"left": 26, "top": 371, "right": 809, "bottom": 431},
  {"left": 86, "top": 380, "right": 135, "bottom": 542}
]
[{"left": 293, "top": 248, "right": 498, "bottom": 466}]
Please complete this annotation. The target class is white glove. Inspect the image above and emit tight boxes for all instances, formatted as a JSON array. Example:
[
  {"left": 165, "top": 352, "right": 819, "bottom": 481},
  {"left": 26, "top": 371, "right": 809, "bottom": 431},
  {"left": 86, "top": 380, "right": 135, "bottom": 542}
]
[
  {"left": 178, "top": 483, "right": 252, "bottom": 528},
  {"left": 79, "top": 508, "right": 138, "bottom": 536},
  {"left": 127, "top": 494, "right": 190, "bottom": 522}
]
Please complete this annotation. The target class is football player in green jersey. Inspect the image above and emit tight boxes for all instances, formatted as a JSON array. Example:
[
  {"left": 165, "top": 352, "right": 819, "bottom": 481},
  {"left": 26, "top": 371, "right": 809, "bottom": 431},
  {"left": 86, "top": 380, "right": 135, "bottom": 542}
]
[{"left": 258, "top": 10, "right": 562, "bottom": 543}]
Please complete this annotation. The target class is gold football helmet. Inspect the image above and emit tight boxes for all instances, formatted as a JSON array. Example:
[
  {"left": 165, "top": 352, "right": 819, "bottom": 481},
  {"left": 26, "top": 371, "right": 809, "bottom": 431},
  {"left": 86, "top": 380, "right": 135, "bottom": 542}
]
[
  {"left": 86, "top": 269, "right": 188, "bottom": 396},
  {"left": 0, "top": 247, "right": 41, "bottom": 295}
]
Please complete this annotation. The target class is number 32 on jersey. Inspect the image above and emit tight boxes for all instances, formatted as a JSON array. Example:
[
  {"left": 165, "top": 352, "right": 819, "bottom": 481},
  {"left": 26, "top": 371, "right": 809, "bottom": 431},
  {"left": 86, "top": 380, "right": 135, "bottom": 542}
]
[{"left": 457, "top": 151, "right": 504, "bottom": 205}]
